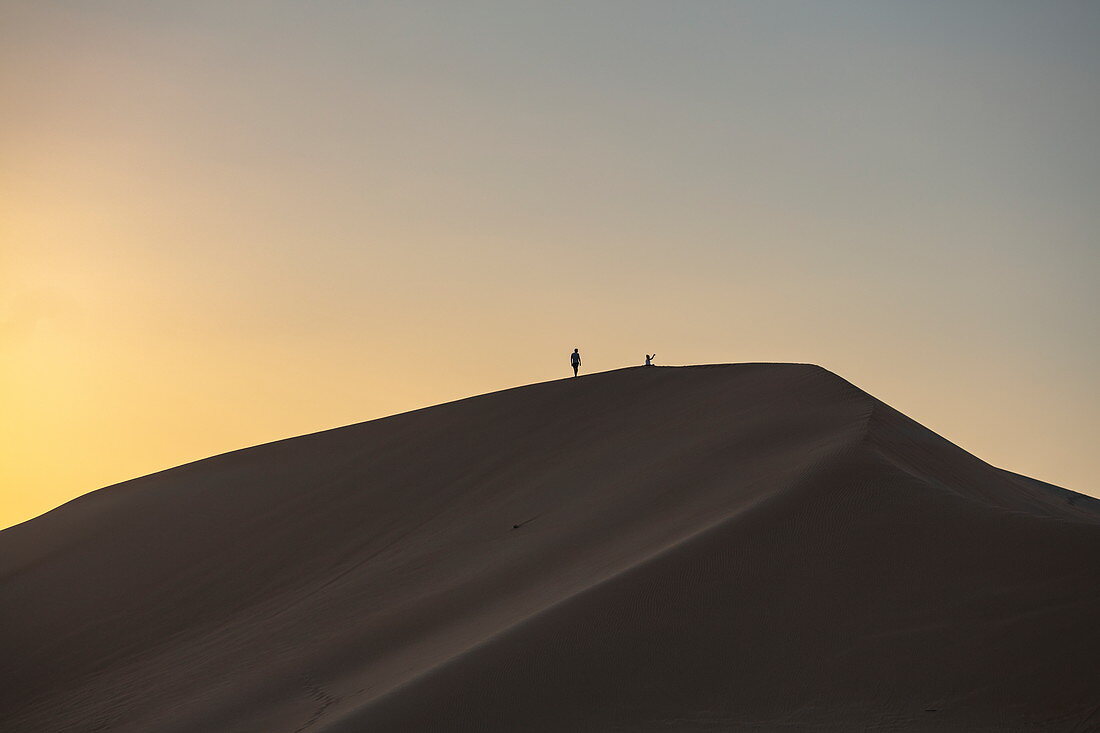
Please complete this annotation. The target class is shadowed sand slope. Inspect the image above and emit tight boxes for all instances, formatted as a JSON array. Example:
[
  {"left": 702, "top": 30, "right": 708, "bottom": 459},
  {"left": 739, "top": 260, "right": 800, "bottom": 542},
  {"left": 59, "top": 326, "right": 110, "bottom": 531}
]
[{"left": 1, "top": 364, "right": 1098, "bottom": 732}]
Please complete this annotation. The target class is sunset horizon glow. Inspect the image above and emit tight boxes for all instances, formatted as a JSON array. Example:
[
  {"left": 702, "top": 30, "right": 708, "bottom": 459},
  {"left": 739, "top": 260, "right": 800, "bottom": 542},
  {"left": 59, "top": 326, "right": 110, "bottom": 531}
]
[{"left": 3, "top": 1, "right": 1098, "bottom": 530}]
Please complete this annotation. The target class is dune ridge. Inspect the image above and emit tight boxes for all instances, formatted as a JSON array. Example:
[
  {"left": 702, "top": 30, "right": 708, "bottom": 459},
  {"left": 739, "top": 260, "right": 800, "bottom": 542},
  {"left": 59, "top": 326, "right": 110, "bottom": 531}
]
[{"left": 2, "top": 364, "right": 1097, "bottom": 732}]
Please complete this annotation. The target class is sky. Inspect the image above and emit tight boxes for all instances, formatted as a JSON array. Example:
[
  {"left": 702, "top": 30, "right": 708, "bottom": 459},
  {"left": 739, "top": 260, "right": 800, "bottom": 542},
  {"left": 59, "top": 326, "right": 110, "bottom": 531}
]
[{"left": 2, "top": 1, "right": 1098, "bottom": 529}]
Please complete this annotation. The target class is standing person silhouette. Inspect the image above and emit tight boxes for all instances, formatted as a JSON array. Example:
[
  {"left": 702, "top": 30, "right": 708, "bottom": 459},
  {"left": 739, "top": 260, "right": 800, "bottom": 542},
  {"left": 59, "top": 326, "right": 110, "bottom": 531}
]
[
  {"left": 570, "top": 348, "right": 581, "bottom": 377},
  {"left": 645, "top": 353, "right": 656, "bottom": 367}
]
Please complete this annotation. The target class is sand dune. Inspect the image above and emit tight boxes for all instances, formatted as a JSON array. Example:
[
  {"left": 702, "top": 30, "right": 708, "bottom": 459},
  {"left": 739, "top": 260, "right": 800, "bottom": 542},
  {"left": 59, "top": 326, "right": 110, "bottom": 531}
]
[{"left": 2, "top": 364, "right": 1098, "bottom": 732}]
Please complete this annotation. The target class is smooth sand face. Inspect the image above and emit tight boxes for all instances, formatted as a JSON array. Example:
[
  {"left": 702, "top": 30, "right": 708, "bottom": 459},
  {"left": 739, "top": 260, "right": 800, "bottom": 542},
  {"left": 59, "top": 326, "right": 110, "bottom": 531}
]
[{"left": 1, "top": 364, "right": 1098, "bottom": 732}]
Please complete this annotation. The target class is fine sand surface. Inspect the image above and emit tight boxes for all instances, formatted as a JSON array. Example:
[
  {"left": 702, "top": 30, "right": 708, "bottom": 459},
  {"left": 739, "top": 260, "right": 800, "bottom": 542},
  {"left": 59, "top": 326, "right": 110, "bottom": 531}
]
[{"left": 2, "top": 364, "right": 1098, "bottom": 732}]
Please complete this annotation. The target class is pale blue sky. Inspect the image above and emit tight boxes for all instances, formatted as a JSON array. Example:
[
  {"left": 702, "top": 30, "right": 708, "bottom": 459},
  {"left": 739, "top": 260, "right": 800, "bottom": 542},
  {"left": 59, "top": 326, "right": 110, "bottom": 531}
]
[{"left": 2, "top": 1, "right": 1098, "bottom": 526}]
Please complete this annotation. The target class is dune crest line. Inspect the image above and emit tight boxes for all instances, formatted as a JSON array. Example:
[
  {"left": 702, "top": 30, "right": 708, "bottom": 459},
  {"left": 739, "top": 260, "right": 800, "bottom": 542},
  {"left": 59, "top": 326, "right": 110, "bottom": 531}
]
[{"left": 2, "top": 364, "right": 1097, "bottom": 732}]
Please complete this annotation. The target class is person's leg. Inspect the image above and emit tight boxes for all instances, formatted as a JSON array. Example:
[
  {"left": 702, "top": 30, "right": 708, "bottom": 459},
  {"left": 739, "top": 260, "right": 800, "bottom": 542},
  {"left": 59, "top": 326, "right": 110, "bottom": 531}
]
[{"left": 572, "top": 364, "right": 578, "bottom": 377}]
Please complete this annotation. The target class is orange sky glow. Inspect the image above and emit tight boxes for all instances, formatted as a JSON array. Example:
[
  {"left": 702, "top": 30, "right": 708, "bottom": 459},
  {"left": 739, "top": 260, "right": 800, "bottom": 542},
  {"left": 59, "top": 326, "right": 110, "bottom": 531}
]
[{"left": 2, "top": 2, "right": 1098, "bottom": 529}]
